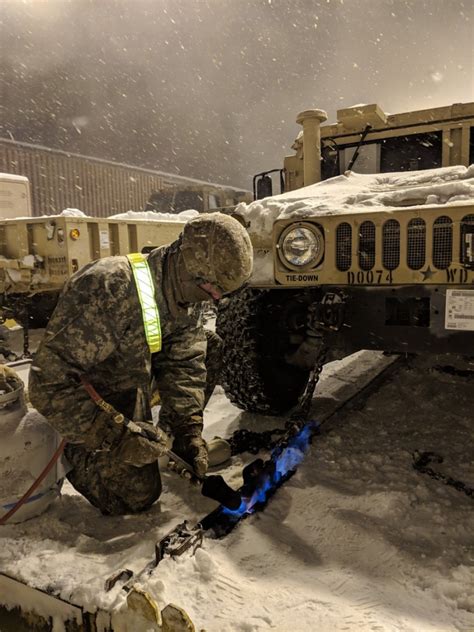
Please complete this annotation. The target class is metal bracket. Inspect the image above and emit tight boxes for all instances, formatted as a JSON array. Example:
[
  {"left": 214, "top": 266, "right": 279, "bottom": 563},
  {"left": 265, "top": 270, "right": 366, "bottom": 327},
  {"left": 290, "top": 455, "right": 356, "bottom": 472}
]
[{"left": 155, "top": 521, "right": 204, "bottom": 563}]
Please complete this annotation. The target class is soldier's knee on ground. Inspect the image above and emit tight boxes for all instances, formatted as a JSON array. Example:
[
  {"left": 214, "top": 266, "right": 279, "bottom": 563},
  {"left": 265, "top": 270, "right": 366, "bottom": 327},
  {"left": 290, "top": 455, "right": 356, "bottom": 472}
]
[{"left": 64, "top": 443, "right": 162, "bottom": 516}]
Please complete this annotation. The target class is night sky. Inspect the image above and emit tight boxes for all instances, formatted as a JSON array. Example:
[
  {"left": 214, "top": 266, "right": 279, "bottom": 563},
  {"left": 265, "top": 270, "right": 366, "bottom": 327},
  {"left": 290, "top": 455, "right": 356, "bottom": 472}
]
[{"left": 1, "top": 0, "right": 473, "bottom": 189}]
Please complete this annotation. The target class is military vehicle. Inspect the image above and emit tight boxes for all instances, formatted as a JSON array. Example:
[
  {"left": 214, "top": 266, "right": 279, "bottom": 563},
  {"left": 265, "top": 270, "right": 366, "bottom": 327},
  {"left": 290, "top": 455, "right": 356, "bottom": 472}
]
[
  {"left": 0, "top": 174, "right": 187, "bottom": 329},
  {"left": 145, "top": 184, "right": 252, "bottom": 214},
  {"left": 216, "top": 102, "right": 474, "bottom": 415}
]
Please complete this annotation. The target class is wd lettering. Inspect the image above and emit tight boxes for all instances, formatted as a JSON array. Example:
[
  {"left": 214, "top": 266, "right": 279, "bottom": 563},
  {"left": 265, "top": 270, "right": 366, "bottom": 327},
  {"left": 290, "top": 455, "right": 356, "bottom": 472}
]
[{"left": 446, "top": 268, "right": 469, "bottom": 283}]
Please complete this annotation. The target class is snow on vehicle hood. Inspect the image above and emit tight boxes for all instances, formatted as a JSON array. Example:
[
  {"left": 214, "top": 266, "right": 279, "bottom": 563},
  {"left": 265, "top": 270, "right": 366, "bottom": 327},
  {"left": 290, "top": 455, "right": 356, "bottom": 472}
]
[{"left": 237, "top": 164, "right": 474, "bottom": 237}]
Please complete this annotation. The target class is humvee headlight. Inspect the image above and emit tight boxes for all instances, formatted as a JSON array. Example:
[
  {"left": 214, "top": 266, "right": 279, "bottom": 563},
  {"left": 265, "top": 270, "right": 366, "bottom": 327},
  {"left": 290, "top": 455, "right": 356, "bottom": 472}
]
[{"left": 279, "top": 225, "right": 324, "bottom": 268}]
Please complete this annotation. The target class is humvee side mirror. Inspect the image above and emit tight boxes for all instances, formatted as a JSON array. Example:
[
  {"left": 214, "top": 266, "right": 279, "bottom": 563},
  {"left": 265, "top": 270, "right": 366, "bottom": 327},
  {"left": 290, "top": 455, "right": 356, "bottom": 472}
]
[
  {"left": 253, "top": 169, "right": 285, "bottom": 200},
  {"left": 256, "top": 175, "right": 273, "bottom": 199}
]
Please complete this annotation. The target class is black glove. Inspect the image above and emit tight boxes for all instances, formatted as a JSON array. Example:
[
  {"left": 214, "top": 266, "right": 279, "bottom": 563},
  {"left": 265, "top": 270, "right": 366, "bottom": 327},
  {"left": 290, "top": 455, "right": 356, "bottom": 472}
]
[{"left": 172, "top": 416, "right": 208, "bottom": 478}]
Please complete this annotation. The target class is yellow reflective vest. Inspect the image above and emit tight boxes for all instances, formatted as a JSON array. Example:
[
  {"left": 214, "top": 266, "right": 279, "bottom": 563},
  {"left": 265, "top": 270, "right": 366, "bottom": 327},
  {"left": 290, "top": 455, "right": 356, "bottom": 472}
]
[{"left": 127, "top": 253, "right": 162, "bottom": 353}]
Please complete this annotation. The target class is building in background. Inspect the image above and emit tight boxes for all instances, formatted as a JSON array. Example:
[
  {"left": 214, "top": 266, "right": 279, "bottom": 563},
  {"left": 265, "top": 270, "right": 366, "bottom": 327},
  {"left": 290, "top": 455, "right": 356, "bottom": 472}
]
[{"left": 0, "top": 138, "right": 251, "bottom": 218}]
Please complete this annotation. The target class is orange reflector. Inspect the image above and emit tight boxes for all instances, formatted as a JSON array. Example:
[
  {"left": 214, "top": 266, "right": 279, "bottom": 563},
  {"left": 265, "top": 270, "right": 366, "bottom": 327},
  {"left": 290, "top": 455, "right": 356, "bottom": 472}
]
[{"left": 69, "top": 228, "right": 80, "bottom": 240}]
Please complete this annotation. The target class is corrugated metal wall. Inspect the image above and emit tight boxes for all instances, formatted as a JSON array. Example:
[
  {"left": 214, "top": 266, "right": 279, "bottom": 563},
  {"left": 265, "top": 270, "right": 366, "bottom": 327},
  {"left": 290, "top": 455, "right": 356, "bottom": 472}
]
[{"left": 0, "top": 140, "right": 233, "bottom": 218}]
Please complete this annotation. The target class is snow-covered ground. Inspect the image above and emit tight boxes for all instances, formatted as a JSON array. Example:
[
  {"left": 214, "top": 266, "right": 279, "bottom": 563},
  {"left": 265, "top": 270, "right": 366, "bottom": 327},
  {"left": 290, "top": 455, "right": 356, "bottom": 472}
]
[{"left": 1, "top": 351, "right": 473, "bottom": 631}]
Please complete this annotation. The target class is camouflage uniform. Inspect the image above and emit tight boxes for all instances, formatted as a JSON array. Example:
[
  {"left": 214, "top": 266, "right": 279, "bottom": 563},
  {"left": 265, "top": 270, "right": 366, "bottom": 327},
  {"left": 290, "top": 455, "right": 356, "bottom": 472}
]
[
  {"left": 29, "top": 213, "right": 252, "bottom": 516},
  {"left": 29, "top": 247, "right": 213, "bottom": 515}
]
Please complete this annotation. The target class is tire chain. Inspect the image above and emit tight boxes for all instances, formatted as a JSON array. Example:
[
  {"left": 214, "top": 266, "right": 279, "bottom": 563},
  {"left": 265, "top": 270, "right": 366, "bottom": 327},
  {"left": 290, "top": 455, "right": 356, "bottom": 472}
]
[
  {"left": 217, "top": 289, "right": 272, "bottom": 414},
  {"left": 228, "top": 350, "right": 326, "bottom": 456},
  {"left": 217, "top": 289, "right": 318, "bottom": 415},
  {"left": 412, "top": 451, "right": 473, "bottom": 499}
]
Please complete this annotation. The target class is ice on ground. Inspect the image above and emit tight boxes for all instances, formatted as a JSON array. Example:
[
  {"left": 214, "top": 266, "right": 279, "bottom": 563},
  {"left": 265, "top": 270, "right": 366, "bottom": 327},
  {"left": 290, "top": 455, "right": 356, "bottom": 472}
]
[
  {"left": 237, "top": 164, "right": 474, "bottom": 238},
  {"left": 0, "top": 353, "right": 473, "bottom": 631}
]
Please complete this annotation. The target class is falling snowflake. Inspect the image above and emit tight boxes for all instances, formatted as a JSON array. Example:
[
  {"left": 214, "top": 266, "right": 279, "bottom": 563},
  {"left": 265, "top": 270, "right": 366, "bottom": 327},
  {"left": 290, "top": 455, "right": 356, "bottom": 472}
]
[{"left": 430, "top": 71, "right": 443, "bottom": 83}]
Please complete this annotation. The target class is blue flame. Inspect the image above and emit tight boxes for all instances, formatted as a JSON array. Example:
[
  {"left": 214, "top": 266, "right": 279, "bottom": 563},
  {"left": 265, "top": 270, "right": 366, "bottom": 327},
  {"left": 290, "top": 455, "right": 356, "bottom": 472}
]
[{"left": 221, "top": 423, "right": 315, "bottom": 518}]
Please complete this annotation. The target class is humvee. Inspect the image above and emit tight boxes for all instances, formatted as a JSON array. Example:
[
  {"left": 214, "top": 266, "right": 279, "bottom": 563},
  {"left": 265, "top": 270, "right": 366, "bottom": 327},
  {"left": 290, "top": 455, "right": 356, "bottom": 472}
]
[{"left": 216, "top": 102, "right": 474, "bottom": 415}]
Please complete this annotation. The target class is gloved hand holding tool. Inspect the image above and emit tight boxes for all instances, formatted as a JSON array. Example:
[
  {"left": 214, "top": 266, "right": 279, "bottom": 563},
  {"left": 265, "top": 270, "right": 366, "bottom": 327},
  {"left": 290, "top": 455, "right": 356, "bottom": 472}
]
[
  {"left": 81, "top": 378, "right": 241, "bottom": 510},
  {"left": 115, "top": 420, "right": 169, "bottom": 467},
  {"left": 131, "top": 420, "right": 241, "bottom": 511},
  {"left": 116, "top": 420, "right": 242, "bottom": 510},
  {"left": 171, "top": 415, "right": 209, "bottom": 478}
]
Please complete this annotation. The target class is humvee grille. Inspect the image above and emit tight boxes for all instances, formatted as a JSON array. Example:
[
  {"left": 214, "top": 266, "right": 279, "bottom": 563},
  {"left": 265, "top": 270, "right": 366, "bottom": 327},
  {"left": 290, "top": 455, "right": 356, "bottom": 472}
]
[
  {"left": 358, "top": 221, "right": 376, "bottom": 270},
  {"left": 407, "top": 218, "right": 426, "bottom": 270},
  {"left": 335, "top": 212, "right": 462, "bottom": 274},
  {"left": 336, "top": 222, "right": 352, "bottom": 271},
  {"left": 432, "top": 216, "right": 453, "bottom": 269},
  {"left": 278, "top": 208, "right": 473, "bottom": 286},
  {"left": 382, "top": 219, "right": 400, "bottom": 270}
]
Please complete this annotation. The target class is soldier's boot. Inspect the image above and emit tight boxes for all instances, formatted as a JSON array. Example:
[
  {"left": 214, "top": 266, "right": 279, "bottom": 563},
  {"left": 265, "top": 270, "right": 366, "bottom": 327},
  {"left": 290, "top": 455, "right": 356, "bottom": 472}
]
[{"left": 207, "top": 437, "right": 232, "bottom": 467}]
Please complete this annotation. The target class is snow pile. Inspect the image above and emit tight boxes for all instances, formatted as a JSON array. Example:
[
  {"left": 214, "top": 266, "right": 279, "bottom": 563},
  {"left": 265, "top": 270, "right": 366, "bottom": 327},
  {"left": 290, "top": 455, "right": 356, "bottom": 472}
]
[
  {"left": 237, "top": 164, "right": 474, "bottom": 237},
  {"left": 59, "top": 208, "right": 88, "bottom": 217},
  {"left": 32, "top": 209, "right": 199, "bottom": 221},
  {"left": 109, "top": 209, "right": 199, "bottom": 221}
]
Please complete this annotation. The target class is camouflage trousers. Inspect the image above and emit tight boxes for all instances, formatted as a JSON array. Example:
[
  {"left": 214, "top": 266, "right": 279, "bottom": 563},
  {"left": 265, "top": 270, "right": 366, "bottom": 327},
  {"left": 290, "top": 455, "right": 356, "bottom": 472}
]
[{"left": 65, "top": 330, "right": 223, "bottom": 516}]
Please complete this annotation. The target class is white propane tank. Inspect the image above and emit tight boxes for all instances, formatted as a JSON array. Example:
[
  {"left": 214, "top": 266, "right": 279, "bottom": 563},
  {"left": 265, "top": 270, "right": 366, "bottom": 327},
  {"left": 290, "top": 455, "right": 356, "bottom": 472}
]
[{"left": 0, "top": 364, "right": 64, "bottom": 523}]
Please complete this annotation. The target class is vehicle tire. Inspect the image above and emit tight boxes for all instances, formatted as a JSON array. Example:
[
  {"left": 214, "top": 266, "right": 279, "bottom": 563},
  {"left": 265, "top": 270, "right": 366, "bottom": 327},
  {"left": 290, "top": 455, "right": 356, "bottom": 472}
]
[
  {"left": 216, "top": 288, "right": 313, "bottom": 415},
  {"left": 7, "top": 292, "right": 60, "bottom": 329}
]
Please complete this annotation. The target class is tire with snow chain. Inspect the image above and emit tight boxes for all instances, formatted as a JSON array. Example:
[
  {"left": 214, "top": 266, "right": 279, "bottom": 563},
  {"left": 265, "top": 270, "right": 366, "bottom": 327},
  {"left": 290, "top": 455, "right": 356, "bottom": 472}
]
[{"left": 216, "top": 288, "right": 312, "bottom": 415}]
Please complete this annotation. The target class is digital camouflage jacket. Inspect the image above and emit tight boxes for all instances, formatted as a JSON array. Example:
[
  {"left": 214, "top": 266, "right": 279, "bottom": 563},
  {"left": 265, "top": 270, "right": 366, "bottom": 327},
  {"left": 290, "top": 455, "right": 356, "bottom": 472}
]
[{"left": 29, "top": 246, "right": 207, "bottom": 445}]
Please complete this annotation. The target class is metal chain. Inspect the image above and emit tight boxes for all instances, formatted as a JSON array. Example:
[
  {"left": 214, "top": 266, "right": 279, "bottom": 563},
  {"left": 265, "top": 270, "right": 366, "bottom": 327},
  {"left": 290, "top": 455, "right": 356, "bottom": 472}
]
[
  {"left": 290, "top": 348, "right": 327, "bottom": 421},
  {"left": 229, "top": 349, "right": 327, "bottom": 456},
  {"left": 412, "top": 451, "right": 473, "bottom": 499},
  {"left": 229, "top": 427, "right": 286, "bottom": 455}
]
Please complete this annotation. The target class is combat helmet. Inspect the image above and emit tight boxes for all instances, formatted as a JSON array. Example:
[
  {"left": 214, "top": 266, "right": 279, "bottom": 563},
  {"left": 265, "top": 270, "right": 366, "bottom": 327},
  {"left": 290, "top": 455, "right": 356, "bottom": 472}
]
[{"left": 180, "top": 213, "right": 253, "bottom": 294}]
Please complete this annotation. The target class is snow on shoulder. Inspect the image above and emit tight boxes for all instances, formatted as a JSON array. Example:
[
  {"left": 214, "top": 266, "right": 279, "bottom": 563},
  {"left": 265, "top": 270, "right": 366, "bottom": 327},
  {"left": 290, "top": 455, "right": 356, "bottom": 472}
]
[{"left": 237, "top": 164, "right": 474, "bottom": 237}]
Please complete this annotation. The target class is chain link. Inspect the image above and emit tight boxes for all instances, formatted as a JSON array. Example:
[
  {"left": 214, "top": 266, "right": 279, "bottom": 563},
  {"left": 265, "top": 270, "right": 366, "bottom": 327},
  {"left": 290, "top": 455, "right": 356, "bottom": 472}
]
[
  {"left": 228, "top": 348, "right": 326, "bottom": 456},
  {"left": 412, "top": 451, "right": 473, "bottom": 499}
]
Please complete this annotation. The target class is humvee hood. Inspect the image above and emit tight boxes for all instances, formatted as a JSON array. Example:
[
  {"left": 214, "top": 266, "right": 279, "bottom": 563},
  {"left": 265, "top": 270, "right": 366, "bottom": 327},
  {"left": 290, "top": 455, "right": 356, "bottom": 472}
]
[{"left": 237, "top": 164, "right": 474, "bottom": 236}]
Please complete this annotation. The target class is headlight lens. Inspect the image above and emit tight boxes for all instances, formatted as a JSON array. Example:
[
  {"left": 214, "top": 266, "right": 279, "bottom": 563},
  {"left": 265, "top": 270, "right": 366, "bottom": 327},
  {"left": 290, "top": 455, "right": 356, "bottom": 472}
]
[{"left": 281, "top": 226, "right": 323, "bottom": 267}]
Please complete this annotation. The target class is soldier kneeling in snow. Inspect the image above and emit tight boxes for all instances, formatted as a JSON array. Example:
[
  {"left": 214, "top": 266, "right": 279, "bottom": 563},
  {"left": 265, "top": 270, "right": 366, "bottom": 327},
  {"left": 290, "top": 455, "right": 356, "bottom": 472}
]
[{"left": 29, "top": 213, "right": 252, "bottom": 515}]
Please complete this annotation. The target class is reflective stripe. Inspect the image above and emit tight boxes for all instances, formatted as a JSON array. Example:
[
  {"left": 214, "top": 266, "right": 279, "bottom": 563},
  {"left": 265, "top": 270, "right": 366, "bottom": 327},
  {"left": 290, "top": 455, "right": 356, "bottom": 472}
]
[{"left": 127, "top": 253, "right": 162, "bottom": 353}]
